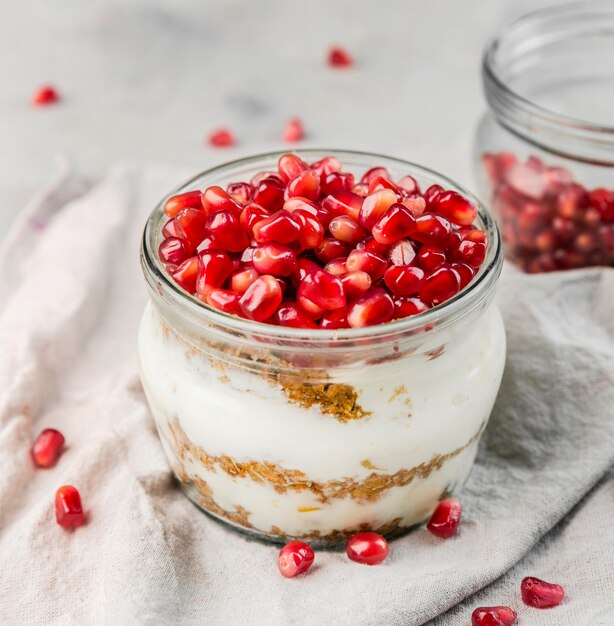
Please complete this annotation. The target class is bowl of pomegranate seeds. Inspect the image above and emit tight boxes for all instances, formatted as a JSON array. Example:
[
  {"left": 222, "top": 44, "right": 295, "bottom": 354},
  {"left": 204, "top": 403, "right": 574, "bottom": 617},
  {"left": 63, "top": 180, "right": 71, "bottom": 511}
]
[
  {"left": 475, "top": 3, "right": 614, "bottom": 273},
  {"left": 138, "top": 150, "right": 504, "bottom": 544}
]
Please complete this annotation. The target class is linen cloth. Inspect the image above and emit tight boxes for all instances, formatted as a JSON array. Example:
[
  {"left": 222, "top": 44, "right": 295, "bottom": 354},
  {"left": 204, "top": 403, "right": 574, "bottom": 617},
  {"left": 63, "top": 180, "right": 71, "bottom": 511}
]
[{"left": 1, "top": 164, "right": 613, "bottom": 626}]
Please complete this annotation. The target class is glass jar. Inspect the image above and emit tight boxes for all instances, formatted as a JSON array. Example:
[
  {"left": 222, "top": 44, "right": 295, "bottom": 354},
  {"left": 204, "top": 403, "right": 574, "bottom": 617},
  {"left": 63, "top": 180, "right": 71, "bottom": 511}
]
[
  {"left": 474, "top": 1, "right": 614, "bottom": 273},
  {"left": 139, "top": 150, "right": 506, "bottom": 545}
]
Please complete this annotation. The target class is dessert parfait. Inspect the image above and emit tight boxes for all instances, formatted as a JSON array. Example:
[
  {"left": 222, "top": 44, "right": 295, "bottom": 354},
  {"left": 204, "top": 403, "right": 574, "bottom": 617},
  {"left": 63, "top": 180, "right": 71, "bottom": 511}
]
[{"left": 139, "top": 150, "right": 505, "bottom": 544}]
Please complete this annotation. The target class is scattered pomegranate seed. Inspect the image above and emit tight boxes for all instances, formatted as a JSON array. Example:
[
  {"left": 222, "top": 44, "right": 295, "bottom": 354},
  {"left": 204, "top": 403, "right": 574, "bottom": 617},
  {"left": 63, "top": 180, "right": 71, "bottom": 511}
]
[
  {"left": 160, "top": 154, "right": 488, "bottom": 325},
  {"left": 208, "top": 128, "right": 235, "bottom": 148},
  {"left": 55, "top": 485, "right": 85, "bottom": 528},
  {"left": 521, "top": 576, "right": 565, "bottom": 609},
  {"left": 345, "top": 532, "right": 389, "bottom": 565},
  {"left": 278, "top": 540, "right": 315, "bottom": 578},
  {"left": 31, "top": 429, "right": 65, "bottom": 468},
  {"left": 471, "top": 606, "right": 517, "bottom": 626},
  {"left": 32, "top": 85, "right": 60, "bottom": 106},
  {"left": 327, "top": 46, "right": 353, "bottom": 68},
  {"left": 283, "top": 118, "right": 305, "bottom": 143},
  {"left": 426, "top": 498, "right": 462, "bottom": 538}
]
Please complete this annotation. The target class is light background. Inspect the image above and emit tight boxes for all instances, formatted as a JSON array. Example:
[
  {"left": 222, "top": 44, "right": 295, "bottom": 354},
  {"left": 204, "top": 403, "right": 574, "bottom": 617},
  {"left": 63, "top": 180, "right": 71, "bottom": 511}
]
[{"left": 0, "top": 0, "right": 572, "bottom": 239}]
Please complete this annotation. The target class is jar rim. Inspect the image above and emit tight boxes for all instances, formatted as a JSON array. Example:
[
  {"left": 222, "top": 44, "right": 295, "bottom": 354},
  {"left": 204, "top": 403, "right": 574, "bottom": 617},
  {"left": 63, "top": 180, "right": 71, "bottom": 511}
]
[
  {"left": 141, "top": 149, "right": 502, "bottom": 345},
  {"left": 482, "top": 0, "right": 614, "bottom": 164}
]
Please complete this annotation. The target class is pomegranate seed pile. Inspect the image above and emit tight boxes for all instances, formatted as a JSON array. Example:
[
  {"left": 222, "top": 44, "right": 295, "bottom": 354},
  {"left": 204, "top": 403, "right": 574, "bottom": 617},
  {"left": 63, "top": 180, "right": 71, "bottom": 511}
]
[
  {"left": 159, "top": 154, "right": 487, "bottom": 328},
  {"left": 484, "top": 152, "right": 614, "bottom": 272}
]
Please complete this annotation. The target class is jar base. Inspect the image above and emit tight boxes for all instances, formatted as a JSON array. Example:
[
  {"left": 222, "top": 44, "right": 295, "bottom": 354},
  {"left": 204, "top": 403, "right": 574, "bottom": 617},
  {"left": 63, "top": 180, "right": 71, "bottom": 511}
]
[{"left": 178, "top": 481, "right": 426, "bottom": 549}]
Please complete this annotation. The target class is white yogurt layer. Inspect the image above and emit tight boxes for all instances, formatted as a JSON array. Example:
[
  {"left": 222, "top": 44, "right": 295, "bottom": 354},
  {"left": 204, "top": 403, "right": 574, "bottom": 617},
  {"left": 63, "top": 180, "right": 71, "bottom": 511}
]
[{"left": 138, "top": 301, "right": 506, "bottom": 539}]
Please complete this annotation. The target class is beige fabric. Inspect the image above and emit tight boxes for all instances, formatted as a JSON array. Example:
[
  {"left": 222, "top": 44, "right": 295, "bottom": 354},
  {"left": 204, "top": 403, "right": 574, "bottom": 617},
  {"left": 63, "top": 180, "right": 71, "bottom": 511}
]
[{"left": 1, "top": 166, "right": 613, "bottom": 625}]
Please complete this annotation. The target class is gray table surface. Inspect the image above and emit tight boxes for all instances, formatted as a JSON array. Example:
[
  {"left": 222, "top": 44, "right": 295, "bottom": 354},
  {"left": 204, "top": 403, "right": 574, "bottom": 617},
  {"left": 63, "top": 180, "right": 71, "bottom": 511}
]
[{"left": 1, "top": 0, "right": 568, "bottom": 241}]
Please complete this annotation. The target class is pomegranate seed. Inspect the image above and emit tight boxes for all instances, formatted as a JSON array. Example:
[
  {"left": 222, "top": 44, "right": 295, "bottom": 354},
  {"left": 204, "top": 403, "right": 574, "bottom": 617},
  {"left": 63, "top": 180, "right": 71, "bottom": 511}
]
[
  {"left": 283, "top": 196, "right": 320, "bottom": 216},
  {"left": 346, "top": 249, "right": 387, "bottom": 280},
  {"left": 252, "top": 243, "right": 297, "bottom": 276},
  {"left": 171, "top": 256, "right": 199, "bottom": 293},
  {"left": 321, "top": 172, "right": 356, "bottom": 195},
  {"left": 393, "top": 296, "right": 429, "bottom": 319},
  {"left": 372, "top": 203, "right": 416, "bottom": 244},
  {"left": 230, "top": 267, "right": 259, "bottom": 293},
  {"left": 254, "top": 177, "right": 285, "bottom": 211},
  {"left": 384, "top": 265, "right": 425, "bottom": 296},
  {"left": 322, "top": 190, "right": 363, "bottom": 221},
  {"left": 293, "top": 257, "right": 320, "bottom": 286},
  {"left": 32, "top": 85, "right": 60, "bottom": 106},
  {"left": 208, "top": 128, "right": 235, "bottom": 148},
  {"left": 352, "top": 182, "right": 370, "bottom": 197},
  {"left": 359, "top": 236, "right": 391, "bottom": 256},
  {"left": 201, "top": 186, "right": 241, "bottom": 215},
  {"left": 397, "top": 175, "right": 420, "bottom": 195},
  {"left": 417, "top": 245, "right": 446, "bottom": 272},
  {"left": 420, "top": 266, "right": 460, "bottom": 305},
  {"left": 426, "top": 498, "right": 462, "bottom": 538},
  {"left": 253, "top": 210, "right": 300, "bottom": 244},
  {"left": 206, "top": 210, "right": 250, "bottom": 252},
  {"left": 239, "top": 275, "right": 282, "bottom": 321},
  {"left": 340, "top": 271, "right": 371, "bottom": 300},
  {"left": 345, "top": 532, "right": 389, "bottom": 565},
  {"left": 431, "top": 190, "right": 478, "bottom": 226},
  {"left": 278, "top": 154, "right": 309, "bottom": 183},
  {"left": 453, "top": 240, "right": 487, "bottom": 267},
  {"left": 275, "top": 303, "right": 318, "bottom": 329},
  {"left": 315, "top": 238, "right": 352, "bottom": 263},
  {"left": 159, "top": 237, "right": 190, "bottom": 266},
  {"left": 361, "top": 167, "right": 390, "bottom": 184},
  {"left": 163, "top": 190, "right": 202, "bottom": 218},
  {"left": 327, "top": 46, "right": 353, "bottom": 68},
  {"left": 240, "top": 203, "right": 269, "bottom": 237},
  {"left": 401, "top": 196, "right": 427, "bottom": 217},
  {"left": 311, "top": 156, "right": 342, "bottom": 177},
  {"left": 175, "top": 208, "right": 209, "bottom": 250},
  {"left": 521, "top": 576, "right": 565, "bottom": 609},
  {"left": 412, "top": 214, "right": 452, "bottom": 247},
  {"left": 196, "top": 251, "right": 234, "bottom": 292},
  {"left": 203, "top": 288, "right": 242, "bottom": 314},
  {"left": 298, "top": 269, "right": 346, "bottom": 310},
  {"left": 226, "top": 182, "right": 253, "bottom": 205},
  {"left": 31, "top": 428, "right": 65, "bottom": 468},
  {"left": 196, "top": 235, "right": 220, "bottom": 253},
  {"left": 292, "top": 208, "right": 325, "bottom": 249},
  {"left": 285, "top": 170, "right": 321, "bottom": 201},
  {"left": 451, "top": 263, "right": 475, "bottom": 289},
  {"left": 471, "top": 606, "right": 517, "bottom": 626},
  {"left": 347, "top": 288, "right": 394, "bottom": 328},
  {"left": 162, "top": 218, "right": 180, "bottom": 238},
  {"left": 324, "top": 258, "right": 348, "bottom": 276},
  {"left": 283, "top": 118, "right": 305, "bottom": 143},
  {"left": 388, "top": 240, "right": 417, "bottom": 266},
  {"left": 329, "top": 215, "right": 365, "bottom": 244},
  {"left": 423, "top": 184, "right": 444, "bottom": 206},
  {"left": 367, "top": 176, "right": 402, "bottom": 195},
  {"left": 278, "top": 540, "right": 315, "bottom": 578},
  {"left": 320, "top": 308, "right": 349, "bottom": 329},
  {"left": 358, "top": 189, "right": 398, "bottom": 229},
  {"left": 55, "top": 485, "right": 85, "bottom": 528}
]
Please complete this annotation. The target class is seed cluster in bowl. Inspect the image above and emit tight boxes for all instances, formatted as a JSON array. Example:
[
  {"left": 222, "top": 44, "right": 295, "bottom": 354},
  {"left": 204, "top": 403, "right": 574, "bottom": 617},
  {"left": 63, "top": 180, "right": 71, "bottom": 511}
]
[{"left": 158, "top": 154, "right": 488, "bottom": 328}]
